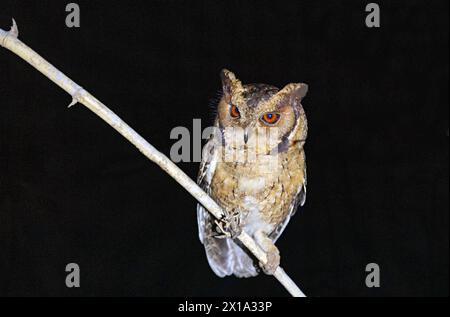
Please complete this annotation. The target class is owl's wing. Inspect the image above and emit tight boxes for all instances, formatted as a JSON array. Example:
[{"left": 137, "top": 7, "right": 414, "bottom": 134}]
[
  {"left": 196, "top": 136, "right": 258, "bottom": 277},
  {"left": 269, "top": 161, "right": 307, "bottom": 242},
  {"left": 196, "top": 136, "right": 218, "bottom": 243}
]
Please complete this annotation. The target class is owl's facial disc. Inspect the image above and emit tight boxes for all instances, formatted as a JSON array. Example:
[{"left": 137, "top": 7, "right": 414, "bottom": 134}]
[{"left": 217, "top": 69, "right": 308, "bottom": 159}]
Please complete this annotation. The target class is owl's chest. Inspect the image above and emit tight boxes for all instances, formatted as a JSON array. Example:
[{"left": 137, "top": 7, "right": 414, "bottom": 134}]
[{"left": 209, "top": 149, "right": 305, "bottom": 232}]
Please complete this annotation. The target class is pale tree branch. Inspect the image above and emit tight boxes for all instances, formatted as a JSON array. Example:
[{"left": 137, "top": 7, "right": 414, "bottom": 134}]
[{"left": 0, "top": 20, "right": 306, "bottom": 297}]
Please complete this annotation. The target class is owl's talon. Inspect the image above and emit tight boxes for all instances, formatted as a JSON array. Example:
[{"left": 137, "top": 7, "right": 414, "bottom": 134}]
[
  {"left": 213, "top": 210, "right": 241, "bottom": 239},
  {"left": 254, "top": 230, "right": 281, "bottom": 275},
  {"left": 214, "top": 220, "right": 231, "bottom": 239},
  {"left": 259, "top": 248, "right": 280, "bottom": 275}
]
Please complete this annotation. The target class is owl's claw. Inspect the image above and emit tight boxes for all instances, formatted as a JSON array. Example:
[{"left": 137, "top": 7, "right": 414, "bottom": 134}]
[
  {"left": 259, "top": 248, "right": 280, "bottom": 275},
  {"left": 254, "top": 230, "right": 280, "bottom": 275},
  {"left": 214, "top": 210, "right": 242, "bottom": 239}
]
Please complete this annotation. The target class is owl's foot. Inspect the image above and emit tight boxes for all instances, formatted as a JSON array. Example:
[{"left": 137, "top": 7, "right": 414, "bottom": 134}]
[
  {"left": 260, "top": 247, "right": 280, "bottom": 275},
  {"left": 255, "top": 230, "right": 280, "bottom": 275},
  {"left": 214, "top": 210, "right": 242, "bottom": 239}
]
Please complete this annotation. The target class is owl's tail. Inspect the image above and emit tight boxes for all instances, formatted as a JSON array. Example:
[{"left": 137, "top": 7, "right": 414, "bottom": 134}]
[{"left": 197, "top": 205, "right": 258, "bottom": 278}]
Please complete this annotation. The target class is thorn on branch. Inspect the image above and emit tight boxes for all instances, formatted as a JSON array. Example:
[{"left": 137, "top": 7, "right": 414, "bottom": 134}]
[
  {"left": 68, "top": 87, "right": 85, "bottom": 108},
  {"left": 1, "top": 18, "right": 19, "bottom": 48},
  {"left": 10, "top": 19, "right": 19, "bottom": 38},
  {"left": 68, "top": 98, "right": 78, "bottom": 108}
]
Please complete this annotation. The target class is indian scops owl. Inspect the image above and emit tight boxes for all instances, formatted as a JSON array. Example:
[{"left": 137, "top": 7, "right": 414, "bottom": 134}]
[{"left": 197, "top": 69, "right": 308, "bottom": 277}]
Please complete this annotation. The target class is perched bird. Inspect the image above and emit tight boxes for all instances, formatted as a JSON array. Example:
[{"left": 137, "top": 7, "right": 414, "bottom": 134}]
[{"left": 197, "top": 69, "right": 308, "bottom": 277}]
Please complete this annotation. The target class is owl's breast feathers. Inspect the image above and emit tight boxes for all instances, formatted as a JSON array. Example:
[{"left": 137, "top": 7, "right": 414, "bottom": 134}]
[{"left": 209, "top": 146, "right": 306, "bottom": 240}]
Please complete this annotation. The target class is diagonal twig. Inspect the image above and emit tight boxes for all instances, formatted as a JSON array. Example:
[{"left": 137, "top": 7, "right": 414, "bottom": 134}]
[{"left": 0, "top": 20, "right": 306, "bottom": 297}]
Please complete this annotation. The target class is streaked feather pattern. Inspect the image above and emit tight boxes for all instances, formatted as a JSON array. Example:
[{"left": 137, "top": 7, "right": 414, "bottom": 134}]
[{"left": 196, "top": 69, "right": 308, "bottom": 278}]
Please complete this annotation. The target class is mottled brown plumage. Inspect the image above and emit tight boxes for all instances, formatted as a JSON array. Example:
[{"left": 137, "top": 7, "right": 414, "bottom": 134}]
[{"left": 197, "top": 69, "right": 308, "bottom": 277}]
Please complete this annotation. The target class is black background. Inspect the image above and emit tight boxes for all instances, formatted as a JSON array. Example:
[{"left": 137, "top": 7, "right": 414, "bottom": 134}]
[{"left": 0, "top": 0, "right": 448, "bottom": 297}]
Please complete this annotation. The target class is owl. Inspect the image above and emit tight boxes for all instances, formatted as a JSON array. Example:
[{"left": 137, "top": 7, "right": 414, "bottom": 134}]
[{"left": 197, "top": 69, "right": 308, "bottom": 277}]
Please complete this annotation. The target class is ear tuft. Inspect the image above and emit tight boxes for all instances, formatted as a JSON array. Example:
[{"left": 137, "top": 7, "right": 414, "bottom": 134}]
[
  {"left": 220, "top": 69, "right": 236, "bottom": 82},
  {"left": 295, "top": 83, "right": 308, "bottom": 99},
  {"left": 220, "top": 69, "right": 242, "bottom": 96},
  {"left": 278, "top": 83, "right": 308, "bottom": 104}
]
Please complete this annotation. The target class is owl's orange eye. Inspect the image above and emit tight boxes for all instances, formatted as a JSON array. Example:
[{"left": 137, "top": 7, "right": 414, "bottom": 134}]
[
  {"left": 261, "top": 112, "right": 281, "bottom": 125},
  {"left": 230, "top": 105, "right": 241, "bottom": 118}
]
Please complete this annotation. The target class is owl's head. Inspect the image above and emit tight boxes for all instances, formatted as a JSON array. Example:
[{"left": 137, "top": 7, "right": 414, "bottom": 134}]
[{"left": 216, "top": 69, "right": 308, "bottom": 156}]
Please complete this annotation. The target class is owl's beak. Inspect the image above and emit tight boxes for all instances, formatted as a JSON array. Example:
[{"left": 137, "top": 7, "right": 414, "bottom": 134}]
[{"left": 244, "top": 129, "right": 249, "bottom": 144}]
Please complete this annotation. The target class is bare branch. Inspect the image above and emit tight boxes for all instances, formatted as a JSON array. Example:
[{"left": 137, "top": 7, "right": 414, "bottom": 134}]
[{"left": 1, "top": 20, "right": 306, "bottom": 297}]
